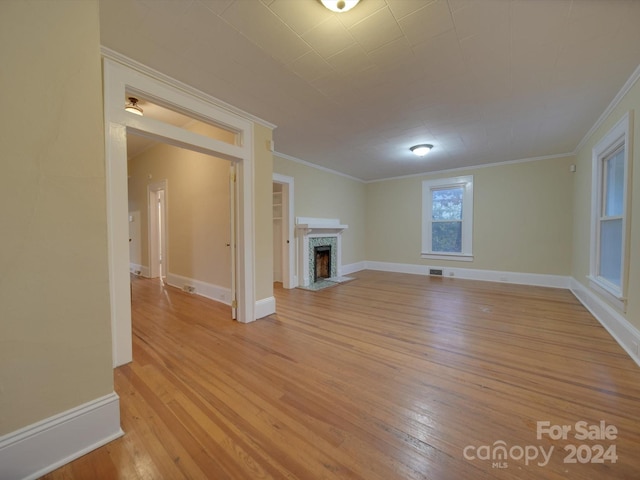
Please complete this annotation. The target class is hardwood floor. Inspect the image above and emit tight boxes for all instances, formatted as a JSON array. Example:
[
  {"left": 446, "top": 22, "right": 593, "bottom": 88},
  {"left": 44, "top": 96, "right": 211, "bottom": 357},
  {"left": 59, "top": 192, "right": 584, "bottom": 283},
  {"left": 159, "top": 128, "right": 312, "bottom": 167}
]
[{"left": 42, "top": 271, "right": 640, "bottom": 479}]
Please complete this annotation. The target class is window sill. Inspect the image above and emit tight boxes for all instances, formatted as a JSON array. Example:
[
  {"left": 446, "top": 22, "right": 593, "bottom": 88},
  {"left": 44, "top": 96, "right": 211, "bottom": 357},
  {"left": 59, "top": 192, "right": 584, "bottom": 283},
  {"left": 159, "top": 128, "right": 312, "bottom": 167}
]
[
  {"left": 587, "top": 275, "right": 627, "bottom": 312},
  {"left": 421, "top": 253, "right": 474, "bottom": 262}
]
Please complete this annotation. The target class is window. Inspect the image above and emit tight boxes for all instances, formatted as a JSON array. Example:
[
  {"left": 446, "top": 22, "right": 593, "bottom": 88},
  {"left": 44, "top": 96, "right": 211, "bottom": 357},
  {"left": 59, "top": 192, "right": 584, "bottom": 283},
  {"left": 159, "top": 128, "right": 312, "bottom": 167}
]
[
  {"left": 422, "top": 175, "right": 473, "bottom": 261},
  {"left": 589, "top": 111, "right": 632, "bottom": 310}
]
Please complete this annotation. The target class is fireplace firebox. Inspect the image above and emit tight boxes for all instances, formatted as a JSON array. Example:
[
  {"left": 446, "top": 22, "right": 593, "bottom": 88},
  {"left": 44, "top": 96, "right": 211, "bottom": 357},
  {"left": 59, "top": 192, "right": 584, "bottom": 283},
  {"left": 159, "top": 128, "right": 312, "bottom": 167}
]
[{"left": 314, "top": 245, "right": 331, "bottom": 282}]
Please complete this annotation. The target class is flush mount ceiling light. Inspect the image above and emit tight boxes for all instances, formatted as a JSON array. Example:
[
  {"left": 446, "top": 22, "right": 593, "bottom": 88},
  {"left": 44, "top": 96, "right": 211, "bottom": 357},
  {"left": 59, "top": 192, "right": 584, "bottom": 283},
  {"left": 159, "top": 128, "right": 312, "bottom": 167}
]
[
  {"left": 320, "top": 0, "right": 360, "bottom": 13},
  {"left": 410, "top": 144, "right": 433, "bottom": 157},
  {"left": 124, "top": 97, "right": 143, "bottom": 116}
]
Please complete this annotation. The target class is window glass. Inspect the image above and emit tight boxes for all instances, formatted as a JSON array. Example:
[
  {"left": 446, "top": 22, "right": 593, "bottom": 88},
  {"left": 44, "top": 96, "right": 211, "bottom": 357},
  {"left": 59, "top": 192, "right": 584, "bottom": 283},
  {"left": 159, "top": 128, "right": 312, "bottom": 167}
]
[
  {"left": 604, "top": 149, "right": 624, "bottom": 217},
  {"left": 599, "top": 219, "right": 623, "bottom": 287},
  {"left": 432, "top": 187, "right": 463, "bottom": 220},
  {"left": 432, "top": 222, "right": 462, "bottom": 253}
]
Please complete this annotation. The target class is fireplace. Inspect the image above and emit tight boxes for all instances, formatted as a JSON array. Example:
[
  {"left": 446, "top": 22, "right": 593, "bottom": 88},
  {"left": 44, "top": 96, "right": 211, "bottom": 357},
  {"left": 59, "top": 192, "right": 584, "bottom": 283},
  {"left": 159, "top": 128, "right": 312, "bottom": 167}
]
[
  {"left": 314, "top": 245, "right": 332, "bottom": 282},
  {"left": 296, "top": 217, "right": 348, "bottom": 287}
]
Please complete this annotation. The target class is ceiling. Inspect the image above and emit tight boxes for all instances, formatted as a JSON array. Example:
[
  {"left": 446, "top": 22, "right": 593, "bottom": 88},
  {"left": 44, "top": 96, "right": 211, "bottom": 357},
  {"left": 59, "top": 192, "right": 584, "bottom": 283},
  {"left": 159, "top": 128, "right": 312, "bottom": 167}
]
[{"left": 101, "top": 0, "right": 640, "bottom": 181}]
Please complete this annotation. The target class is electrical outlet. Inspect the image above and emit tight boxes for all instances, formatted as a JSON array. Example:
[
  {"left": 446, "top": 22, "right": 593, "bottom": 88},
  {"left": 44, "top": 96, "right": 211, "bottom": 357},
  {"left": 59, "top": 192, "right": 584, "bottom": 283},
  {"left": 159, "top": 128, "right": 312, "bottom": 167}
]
[{"left": 183, "top": 285, "right": 196, "bottom": 293}]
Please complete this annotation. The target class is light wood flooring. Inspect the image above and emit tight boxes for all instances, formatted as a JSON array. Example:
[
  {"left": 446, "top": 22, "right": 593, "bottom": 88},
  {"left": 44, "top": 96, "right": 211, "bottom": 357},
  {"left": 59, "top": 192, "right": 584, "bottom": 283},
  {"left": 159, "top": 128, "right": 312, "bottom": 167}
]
[{"left": 42, "top": 271, "right": 640, "bottom": 479}]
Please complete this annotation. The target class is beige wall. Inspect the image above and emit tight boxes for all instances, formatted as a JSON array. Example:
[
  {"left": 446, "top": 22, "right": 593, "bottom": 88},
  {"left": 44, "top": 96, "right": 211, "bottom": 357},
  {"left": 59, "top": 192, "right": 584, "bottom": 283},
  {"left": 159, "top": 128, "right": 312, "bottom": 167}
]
[
  {"left": 0, "top": 0, "right": 113, "bottom": 434},
  {"left": 128, "top": 142, "right": 232, "bottom": 288},
  {"left": 572, "top": 78, "right": 640, "bottom": 330},
  {"left": 273, "top": 155, "right": 368, "bottom": 267},
  {"left": 366, "top": 157, "right": 575, "bottom": 275}
]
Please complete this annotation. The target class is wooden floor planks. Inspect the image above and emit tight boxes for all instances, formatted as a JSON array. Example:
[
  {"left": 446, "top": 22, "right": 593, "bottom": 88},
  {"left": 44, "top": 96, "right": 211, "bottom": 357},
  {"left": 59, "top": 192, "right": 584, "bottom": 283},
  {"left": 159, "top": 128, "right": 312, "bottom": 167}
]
[{"left": 41, "top": 271, "right": 640, "bottom": 479}]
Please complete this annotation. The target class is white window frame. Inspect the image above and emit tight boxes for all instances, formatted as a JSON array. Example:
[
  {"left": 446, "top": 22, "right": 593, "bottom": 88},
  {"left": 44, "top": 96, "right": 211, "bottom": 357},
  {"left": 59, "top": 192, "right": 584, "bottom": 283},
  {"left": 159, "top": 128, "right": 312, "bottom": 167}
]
[
  {"left": 589, "top": 111, "right": 633, "bottom": 311},
  {"left": 421, "top": 175, "right": 474, "bottom": 261}
]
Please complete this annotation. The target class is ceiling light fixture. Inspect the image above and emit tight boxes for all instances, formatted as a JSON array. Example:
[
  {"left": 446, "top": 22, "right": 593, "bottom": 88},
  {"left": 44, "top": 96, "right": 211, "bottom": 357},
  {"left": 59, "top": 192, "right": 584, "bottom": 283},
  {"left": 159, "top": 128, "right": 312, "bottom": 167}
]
[
  {"left": 410, "top": 144, "right": 433, "bottom": 157},
  {"left": 320, "top": 0, "right": 360, "bottom": 13},
  {"left": 125, "top": 97, "right": 143, "bottom": 116}
]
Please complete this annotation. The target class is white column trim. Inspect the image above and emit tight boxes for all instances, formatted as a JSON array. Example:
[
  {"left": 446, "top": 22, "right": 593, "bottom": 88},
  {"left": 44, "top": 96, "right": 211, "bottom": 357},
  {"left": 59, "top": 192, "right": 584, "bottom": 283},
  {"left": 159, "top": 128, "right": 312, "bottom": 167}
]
[{"left": 255, "top": 296, "right": 276, "bottom": 319}]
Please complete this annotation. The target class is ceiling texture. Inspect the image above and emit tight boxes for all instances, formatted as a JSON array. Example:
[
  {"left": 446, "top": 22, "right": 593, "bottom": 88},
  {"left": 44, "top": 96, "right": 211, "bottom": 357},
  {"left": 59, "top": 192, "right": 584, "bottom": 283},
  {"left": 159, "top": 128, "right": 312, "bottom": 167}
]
[{"left": 100, "top": 0, "right": 640, "bottom": 181}]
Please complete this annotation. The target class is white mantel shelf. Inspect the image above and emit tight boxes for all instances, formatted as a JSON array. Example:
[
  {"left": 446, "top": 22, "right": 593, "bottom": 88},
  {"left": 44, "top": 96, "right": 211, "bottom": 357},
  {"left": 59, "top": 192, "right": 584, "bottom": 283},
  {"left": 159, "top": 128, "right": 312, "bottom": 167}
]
[
  {"left": 295, "top": 217, "right": 348, "bottom": 235},
  {"left": 295, "top": 223, "right": 349, "bottom": 235}
]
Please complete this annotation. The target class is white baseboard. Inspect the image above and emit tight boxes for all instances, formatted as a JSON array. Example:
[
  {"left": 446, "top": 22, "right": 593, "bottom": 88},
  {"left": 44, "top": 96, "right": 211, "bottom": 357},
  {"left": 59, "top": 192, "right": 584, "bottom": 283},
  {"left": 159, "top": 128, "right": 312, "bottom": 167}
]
[
  {"left": 166, "top": 272, "right": 232, "bottom": 306},
  {"left": 0, "top": 393, "right": 123, "bottom": 480},
  {"left": 570, "top": 278, "right": 640, "bottom": 367},
  {"left": 365, "top": 261, "right": 429, "bottom": 276},
  {"left": 364, "top": 261, "right": 570, "bottom": 289},
  {"left": 342, "top": 261, "right": 366, "bottom": 276},
  {"left": 255, "top": 296, "right": 276, "bottom": 319},
  {"left": 129, "top": 263, "right": 150, "bottom": 277}
]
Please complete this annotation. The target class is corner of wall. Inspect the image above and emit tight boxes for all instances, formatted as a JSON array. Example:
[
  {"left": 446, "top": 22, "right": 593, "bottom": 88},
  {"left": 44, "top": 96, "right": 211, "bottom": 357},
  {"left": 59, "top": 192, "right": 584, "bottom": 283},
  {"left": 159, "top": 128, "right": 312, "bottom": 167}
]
[{"left": 570, "top": 278, "right": 640, "bottom": 367}]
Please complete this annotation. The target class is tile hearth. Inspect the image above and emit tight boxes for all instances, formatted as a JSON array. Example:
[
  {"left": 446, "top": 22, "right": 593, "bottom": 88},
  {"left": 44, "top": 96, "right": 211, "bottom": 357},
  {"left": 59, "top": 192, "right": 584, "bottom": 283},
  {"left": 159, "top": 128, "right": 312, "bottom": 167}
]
[{"left": 296, "top": 276, "right": 355, "bottom": 292}]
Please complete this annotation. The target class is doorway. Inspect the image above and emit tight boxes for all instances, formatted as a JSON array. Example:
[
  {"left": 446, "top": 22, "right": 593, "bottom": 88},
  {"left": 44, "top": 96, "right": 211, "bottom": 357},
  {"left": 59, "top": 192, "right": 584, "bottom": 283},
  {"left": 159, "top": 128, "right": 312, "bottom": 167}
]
[
  {"left": 272, "top": 173, "right": 295, "bottom": 289},
  {"left": 127, "top": 134, "right": 234, "bottom": 308},
  {"left": 104, "top": 57, "right": 256, "bottom": 367}
]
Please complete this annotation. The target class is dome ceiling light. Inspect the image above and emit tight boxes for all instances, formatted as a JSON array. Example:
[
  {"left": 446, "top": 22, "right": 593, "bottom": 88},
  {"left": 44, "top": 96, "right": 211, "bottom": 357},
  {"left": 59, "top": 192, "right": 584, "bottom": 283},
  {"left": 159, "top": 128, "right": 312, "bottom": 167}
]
[
  {"left": 320, "top": 0, "right": 361, "bottom": 13},
  {"left": 125, "top": 97, "right": 143, "bottom": 116},
  {"left": 410, "top": 144, "right": 433, "bottom": 157}
]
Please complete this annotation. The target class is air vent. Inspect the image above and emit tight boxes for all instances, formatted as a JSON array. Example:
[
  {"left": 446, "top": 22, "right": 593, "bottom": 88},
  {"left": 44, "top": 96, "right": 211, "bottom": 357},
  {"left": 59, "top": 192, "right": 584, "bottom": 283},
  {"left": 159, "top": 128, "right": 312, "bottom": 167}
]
[{"left": 429, "top": 268, "right": 443, "bottom": 276}]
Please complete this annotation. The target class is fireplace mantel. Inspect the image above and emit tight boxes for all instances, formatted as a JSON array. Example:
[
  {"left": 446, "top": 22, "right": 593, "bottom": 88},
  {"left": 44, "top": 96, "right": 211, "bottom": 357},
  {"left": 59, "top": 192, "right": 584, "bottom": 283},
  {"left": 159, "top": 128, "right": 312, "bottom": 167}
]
[
  {"left": 296, "top": 218, "right": 348, "bottom": 287},
  {"left": 295, "top": 217, "right": 348, "bottom": 235}
]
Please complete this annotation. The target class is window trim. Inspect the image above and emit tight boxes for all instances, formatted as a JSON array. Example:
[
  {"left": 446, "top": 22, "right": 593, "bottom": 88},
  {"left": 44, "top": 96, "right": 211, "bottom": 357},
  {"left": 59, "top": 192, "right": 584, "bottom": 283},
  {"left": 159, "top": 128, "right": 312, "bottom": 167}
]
[
  {"left": 421, "top": 175, "right": 474, "bottom": 260},
  {"left": 588, "top": 111, "right": 633, "bottom": 311}
]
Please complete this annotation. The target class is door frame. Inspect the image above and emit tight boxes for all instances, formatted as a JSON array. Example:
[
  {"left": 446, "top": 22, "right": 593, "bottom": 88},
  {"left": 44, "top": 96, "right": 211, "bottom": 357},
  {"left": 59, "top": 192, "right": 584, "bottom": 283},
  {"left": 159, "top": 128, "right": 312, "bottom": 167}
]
[
  {"left": 103, "top": 53, "right": 257, "bottom": 367},
  {"left": 272, "top": 173, "right": 295, "bottom": 288}
]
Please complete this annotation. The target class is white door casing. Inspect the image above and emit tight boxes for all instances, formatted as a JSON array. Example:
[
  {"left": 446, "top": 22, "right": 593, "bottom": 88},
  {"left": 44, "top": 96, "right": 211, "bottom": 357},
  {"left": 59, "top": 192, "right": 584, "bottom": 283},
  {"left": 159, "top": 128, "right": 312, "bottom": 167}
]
[{"left": 103, "top": 52, "right": 258, "bottom": 367}]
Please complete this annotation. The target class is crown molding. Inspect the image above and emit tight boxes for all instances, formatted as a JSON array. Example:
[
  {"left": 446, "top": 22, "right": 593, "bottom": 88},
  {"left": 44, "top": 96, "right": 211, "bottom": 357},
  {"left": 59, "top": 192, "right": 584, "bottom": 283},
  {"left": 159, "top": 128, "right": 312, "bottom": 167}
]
[
  {"left": 273, "top": 151, "right": 365, "bottom": 183},
  {"left": 574, "top": 62, "right": 640, "bottom": 154},
  {"left": 365, "top": 153, "right": 575, "bottom": 184}
]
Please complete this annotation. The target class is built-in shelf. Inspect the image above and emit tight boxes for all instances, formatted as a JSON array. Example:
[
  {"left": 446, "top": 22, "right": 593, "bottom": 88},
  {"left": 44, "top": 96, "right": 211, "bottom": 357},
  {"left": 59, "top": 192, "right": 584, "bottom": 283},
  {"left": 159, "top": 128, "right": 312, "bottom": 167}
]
[{"left": 273, "top": 191, "right": 282, "bottom": 220}]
